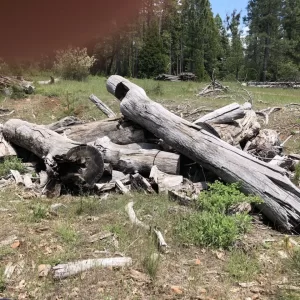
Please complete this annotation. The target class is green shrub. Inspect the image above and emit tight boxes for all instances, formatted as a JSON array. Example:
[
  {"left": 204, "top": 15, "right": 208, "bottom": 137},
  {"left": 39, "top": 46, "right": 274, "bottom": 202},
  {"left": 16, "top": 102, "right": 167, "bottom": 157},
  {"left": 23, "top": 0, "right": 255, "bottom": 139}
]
[
  {"left": 175, "top": 181, "right": 262, "bottom": 249},
  {"left": 0, "top": 157, "right": 25, "bottom": 177},
  {"left": 54, "top": 47, "right": 95, "bottom": 81},
  {"left": 31, "top": 203, "right": 48, "bottom": 222}
]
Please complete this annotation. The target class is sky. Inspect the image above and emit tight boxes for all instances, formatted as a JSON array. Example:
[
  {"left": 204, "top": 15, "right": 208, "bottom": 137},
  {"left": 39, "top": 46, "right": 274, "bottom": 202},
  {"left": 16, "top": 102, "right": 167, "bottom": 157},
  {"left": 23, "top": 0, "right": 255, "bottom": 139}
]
[{"left": 210, "top": 0, "right": 249, "bottom": 20}]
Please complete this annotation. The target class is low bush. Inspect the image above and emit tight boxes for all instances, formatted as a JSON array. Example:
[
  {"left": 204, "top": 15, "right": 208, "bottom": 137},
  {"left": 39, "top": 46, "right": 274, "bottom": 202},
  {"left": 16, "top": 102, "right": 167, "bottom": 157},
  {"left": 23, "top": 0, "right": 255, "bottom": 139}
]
[
  {"left": 175, "top": 181, "right": 262, "bottom": 249},
  {"left": 54, "top": 47, "right": 95, "bottom": 81},
  {"left": 0, "top": 157, "right": 25, "bottom": 177}
]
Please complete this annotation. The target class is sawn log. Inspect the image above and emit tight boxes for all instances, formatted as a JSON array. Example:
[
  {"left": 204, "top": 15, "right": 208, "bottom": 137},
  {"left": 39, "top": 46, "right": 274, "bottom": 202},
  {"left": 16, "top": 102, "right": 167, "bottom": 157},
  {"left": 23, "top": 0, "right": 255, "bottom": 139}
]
[{"left": 3, "top": 119, "right": 104, "bottom": 186}]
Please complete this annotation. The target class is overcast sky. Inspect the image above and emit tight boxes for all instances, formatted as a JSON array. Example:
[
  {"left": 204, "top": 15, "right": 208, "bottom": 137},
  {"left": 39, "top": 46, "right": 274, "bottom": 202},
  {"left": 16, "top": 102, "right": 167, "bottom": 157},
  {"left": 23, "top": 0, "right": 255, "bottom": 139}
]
[{"left": 210, "top": 0, "right": 249, "bottom": 20}]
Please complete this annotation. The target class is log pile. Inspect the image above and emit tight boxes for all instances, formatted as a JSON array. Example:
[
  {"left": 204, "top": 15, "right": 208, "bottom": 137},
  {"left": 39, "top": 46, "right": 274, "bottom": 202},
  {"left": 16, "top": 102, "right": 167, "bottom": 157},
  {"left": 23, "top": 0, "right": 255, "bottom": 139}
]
[
  {"left": 155, "top": 72, "right": 196, "bottom": 81},
  {"left": 247, "top": 82, "right": 300, "bottom": 89},
  {"left": 1, "top": 75, "right": 300, "bottom": 233},
  {"left": 0, "top": 75, "right": 35, "bottom": 95}
]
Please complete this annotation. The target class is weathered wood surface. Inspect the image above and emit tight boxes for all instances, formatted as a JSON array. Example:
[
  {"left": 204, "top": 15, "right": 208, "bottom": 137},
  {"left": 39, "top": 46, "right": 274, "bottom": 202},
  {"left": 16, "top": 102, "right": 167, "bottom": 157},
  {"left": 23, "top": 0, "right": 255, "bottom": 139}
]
[
  {"left": 3, "top": 119, "right": 104, "bottom": 186},
  {"left": 247, "top": 129, "right": 281, "bottom": 161},
  {"left": 53, "top": 257, "right": 132, "bottom": 279},
  {"left": 107, "top": 75, "right": 300, "bottom": 232},
  {"left": 0, "top": 75, "right": 35, "bottom": 94},
  {"left": 92, "top": 136, "right": 179, "bottom": 176},
  {"left": 47, "top": 116, "right": 83, "bottom": 131},
  {"left": 194, "top": 103, "right": 260, "bottom": 146},
  {"left": 149, "top": 165, "right": 183, "bottom": 193},
  {"left": 0, "top": 124, "right": 16, "bottom": 158},
  {"left": 89, "top": 94, "right": 116, "bottom": 118},
  {"left": 55, "top": 117, "right": 147, "bottom": 145}
]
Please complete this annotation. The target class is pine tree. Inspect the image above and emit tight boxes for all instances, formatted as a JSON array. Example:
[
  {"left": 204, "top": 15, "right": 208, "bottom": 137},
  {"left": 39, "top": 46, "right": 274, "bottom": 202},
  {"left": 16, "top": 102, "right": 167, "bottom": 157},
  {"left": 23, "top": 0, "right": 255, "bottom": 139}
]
[
  {"left": 226, "top": 10, "right": 245, "bottom": 80},
  {"left": 181, "top": 0, "right": 218, "bottom": 80},
  {"left": 245, "top": 0, "right": 282, "bottom": 81}
]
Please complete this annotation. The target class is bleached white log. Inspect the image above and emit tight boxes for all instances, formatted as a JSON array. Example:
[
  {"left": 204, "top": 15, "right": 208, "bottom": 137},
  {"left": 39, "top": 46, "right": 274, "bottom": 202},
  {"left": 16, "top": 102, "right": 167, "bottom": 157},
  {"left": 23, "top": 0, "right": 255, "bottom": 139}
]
[
  {"left": 149, "top": 165, "right": 183, "bottom": 193},
  {"left": 10, "top": 170, "right": 23, "bottom": 185},
  {"left": 23, "top": 174, "right": 33, "bottom": 189},
  {"left": 115, "top": 180, "right": 130, "bottom": 194},
  {"left": 125, "top": 202, "right": 167, "bottom": 252},
  {"left": 53, "top": 257, "right": 132, "bottom": 279}
]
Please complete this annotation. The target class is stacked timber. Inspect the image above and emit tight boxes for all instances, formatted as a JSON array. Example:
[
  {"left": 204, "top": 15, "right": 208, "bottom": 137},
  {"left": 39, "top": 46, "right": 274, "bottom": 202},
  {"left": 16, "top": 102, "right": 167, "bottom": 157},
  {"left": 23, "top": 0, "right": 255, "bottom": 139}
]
[
  {"left": 0, "top": 76, "right": 300, "bottom": 233},
  {"left": 155, "top": 72, "right": 196, "bottom": 81}
]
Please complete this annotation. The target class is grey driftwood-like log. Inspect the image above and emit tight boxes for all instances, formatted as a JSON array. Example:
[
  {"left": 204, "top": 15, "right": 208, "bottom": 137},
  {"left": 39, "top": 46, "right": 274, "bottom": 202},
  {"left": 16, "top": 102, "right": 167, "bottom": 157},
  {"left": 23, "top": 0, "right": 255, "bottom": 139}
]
[
  {"left": 55, "top": 117, "right": 147, "bottom": 145},
  {"left": 3, "top": 119, "right": 104, "bottom": 186},
  {"left": 91, "top": 136, "right": 180, "bottom": 176},
  {"left": 0, "top": 75, "right": 35, "bottom": 94},
  {"left": 149, "top": 165, "right": 183, "bottom": 193},
  {"left": 107, "top": 75, "right": 300, "bottom": 232},
  {"left": 130, "top": 173, "right": 155, "bottom": 194},
  {"left": 47, "top": 116, "right": 83, "bottom": 131},
  {"left": 0, "top": 124, "right": 16, "bottom": 158},
  {"left": 89, "top": 94, "right": 116, "bottom": 118},
  {"left": 53, "top": 257, "right": 132, "bottom": 279},
  {"left": 194, "top": 103, "right": 261, "bottom": 146}
]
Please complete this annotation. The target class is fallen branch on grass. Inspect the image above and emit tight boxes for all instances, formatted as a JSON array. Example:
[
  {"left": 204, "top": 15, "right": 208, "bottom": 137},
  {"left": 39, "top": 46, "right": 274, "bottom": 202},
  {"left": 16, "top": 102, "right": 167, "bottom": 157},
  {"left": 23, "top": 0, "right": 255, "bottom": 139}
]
[
  {"left": 256, "top": 107, "right": 281, "bottom": 125},
  {"left": 89, "top": 94, "right": 117, "bottom": 118},
  {"left": 125, "top": 201, "right": 168, "bottom": 252},
  {"left": 52, "top": 257, "right": 132, "bottom": 279}
]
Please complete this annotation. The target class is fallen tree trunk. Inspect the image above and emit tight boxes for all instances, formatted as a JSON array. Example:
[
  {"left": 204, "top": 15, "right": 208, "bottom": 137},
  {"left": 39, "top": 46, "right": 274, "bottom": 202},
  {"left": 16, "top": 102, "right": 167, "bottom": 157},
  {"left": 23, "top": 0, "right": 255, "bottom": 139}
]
[
  {"left": 107, "top": 75, "right": 300, "bottom": 232},
  {"left": 3, "top": 119, "right": 104, "bottom": 186},
  {"left": 0, "top": 75, "right": 35, "bottom": 94},
  {"left": 55, "top": 117, "right": 148, "bottom": 145},
  {"left": 91, "top": 136, "right": 180, "bottom": 176}
]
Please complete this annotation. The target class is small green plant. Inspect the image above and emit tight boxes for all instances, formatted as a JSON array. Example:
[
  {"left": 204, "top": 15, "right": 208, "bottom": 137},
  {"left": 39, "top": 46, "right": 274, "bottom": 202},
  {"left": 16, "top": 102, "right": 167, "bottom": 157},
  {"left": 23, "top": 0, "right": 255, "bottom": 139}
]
[
  {"left": 54, "top": 47, "right": 95, "bottom": 81},
  {"left": 175, "top": 181, "right": 262, "bottom": 249},
  {"left": 143, "top": 251, "right": 160, "bottom": 280},
  {"left": 56, "top": 224, "right": 79, "bottom": 244},
  {"left": 31, "top": 203, "right": 48, "bottom": 222},
  {"left": 0, "top": 157, "right": 25, "bottom": 177},
  {"left": 225, "top": 250, "right": 260, "bottom": 281}
]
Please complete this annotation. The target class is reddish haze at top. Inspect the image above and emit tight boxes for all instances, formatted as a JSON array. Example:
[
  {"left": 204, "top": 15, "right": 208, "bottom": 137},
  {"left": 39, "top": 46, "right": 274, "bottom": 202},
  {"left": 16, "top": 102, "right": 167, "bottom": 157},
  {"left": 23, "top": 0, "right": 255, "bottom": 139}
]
[{"left": 0, "top": 0, "right": 141, "bottom": 61}]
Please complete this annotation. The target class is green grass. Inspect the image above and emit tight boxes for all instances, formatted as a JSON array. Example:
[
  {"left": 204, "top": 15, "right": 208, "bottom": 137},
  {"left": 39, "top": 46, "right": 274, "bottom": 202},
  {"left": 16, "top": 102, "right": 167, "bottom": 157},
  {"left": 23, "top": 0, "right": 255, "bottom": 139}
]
[
  {"left": 225, "top": 250, "right": 261, "bottom": 282},
  {"left": 55, "top": 223, "right": 79, "bottom": 245},
  {"left": 0, "top": 157, "right": 25, "bottom": 177},
  {"left": 30, "top": 203, "right": 48, "bottom": 222}
]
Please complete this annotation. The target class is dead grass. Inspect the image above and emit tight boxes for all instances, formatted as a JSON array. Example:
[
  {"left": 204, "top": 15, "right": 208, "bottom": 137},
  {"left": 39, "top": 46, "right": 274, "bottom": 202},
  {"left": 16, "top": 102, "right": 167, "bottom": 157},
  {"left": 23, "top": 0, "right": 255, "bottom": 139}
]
[{"left": 0, "top": 76, "right": 300, "bottom": 299}]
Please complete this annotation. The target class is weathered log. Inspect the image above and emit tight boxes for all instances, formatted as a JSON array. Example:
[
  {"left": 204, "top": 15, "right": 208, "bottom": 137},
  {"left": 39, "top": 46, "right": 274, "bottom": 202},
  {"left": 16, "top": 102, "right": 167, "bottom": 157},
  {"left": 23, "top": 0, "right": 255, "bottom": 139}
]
[
  {"left": 115, "top": 180, "right": 130, "bottom": 194},
  {"left": 55, "top": 117, "right": 147, "bottom": 145},
  {"left": 53, "top": 257, "right": 132, "bottom": 279},
  {"left": 0, "top": 124, "right": 16, "bottom": 158},
  {"left": 149, "top": 165, "right": 183, "bottom": 193},
  {"left": 247, "top": 129, "right": 281, "bottom": 161},
  {"left": 10, "top": 170, "right": 23, "bottom": 185},
  {"left": 89, "top": 94, "right": 116, "bottom": 118},
  {"left": 130, "top": 173, "right": 155, "bottom": 194},
  {"left": 47, "top": 116, "right": 83, "bottom": 131},
  {"left": 194, "top": 103, "right": 251, "bottom": 124},
  {"left": 91, "top": 136, "right": 180, "bottom": 176},
  {"left": 107, "top": 75, "right": 300, "bottom": 232},
  {"left": 194, "top": 103, "right": 260, "bottom": 146},
  {"left": 0, "top": 75, "right": 35, "bottom": 94},
  {"left": 37, "top": 76, "right": 59, "bottom": 85},
  {"left": 3, "top": 119, "right": 104, "bottom": 187}
]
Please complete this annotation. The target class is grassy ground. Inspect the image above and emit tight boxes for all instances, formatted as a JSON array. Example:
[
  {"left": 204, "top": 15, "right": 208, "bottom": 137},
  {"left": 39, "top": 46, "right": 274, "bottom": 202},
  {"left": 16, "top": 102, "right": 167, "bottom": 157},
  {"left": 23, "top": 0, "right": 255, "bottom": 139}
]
[{"left": 0, "top": 75, "right": 300, "bottom": 299}]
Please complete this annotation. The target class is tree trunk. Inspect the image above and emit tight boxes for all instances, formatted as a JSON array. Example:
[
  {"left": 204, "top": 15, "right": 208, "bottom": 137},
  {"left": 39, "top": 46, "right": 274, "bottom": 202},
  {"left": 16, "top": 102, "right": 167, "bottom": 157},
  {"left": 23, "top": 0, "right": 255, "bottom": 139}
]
[
  {"left": 91, "top": 136, "right": 180, "bottom": 176},
  {"left": 3, "top": 119, "right": 104, "bottom": 187},
  {"left": 51, "top": 117, "right": 148, "bottom": 145},
  {"left": 106, "top": 75, "right": 300, "bottom": 233}
]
